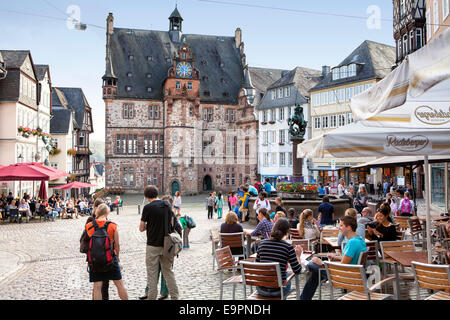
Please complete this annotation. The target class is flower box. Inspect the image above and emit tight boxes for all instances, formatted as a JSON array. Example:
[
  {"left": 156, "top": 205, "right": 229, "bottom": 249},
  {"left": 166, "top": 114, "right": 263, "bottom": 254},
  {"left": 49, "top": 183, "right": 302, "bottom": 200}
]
[
  {"left": 261, "top": 121, "right": 267, "bottom": 125},
  {"left": 67, "top": 148, "right": 76, "bottom": 156},
  {"left": 278, "top": 142, "right": 285, "bottom": 146},
  {"left": 269, "top": 121, "right": 275, "bottom": 124},
  {"left": 276, "top": 182, "right": 319, "bottom": 200}
]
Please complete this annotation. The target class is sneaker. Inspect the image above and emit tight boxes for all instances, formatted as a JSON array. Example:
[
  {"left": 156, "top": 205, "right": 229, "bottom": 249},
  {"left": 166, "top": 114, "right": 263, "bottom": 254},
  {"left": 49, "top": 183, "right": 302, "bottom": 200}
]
[
  {"left": 139, "top": 295, "right": 148, "bottom": 300},
  {"left": 183, "top": 246, "right": 190, "bottom": 249},
  {"left": 158, "top": 295, "right": 168, "bottom": 300}
]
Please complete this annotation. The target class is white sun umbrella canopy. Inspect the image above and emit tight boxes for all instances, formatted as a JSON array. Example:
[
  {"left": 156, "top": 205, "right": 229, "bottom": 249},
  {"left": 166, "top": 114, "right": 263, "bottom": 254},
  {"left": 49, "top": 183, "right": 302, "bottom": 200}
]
[
  {"left": 296, "top": 121, "right": 450, "bottom": 159},
  {"left": 351, "top": 26, "right": 450, "bottom": 126}
]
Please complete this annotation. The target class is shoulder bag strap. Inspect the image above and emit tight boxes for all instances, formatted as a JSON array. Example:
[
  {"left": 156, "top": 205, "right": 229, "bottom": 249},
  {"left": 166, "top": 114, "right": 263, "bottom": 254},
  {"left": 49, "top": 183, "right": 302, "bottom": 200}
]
[{"left": 92, "top": 219, "right": 99, "bottom": 231}]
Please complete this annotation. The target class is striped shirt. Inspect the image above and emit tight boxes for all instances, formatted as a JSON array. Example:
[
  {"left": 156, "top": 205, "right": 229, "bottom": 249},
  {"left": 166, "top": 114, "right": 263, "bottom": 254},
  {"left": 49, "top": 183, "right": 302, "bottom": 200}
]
[
  {"left": 256, "top": 239, "right": 302, "bottom": 283},
  {"left": 251, "top": 219, "right": 274, "bottom": 239}
]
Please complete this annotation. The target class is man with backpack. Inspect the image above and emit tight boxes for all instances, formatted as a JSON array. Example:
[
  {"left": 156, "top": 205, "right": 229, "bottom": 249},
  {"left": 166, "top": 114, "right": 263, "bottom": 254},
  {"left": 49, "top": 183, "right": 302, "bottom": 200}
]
[{"left": 139, "top": 185, "right": 180, "bottom": 300}]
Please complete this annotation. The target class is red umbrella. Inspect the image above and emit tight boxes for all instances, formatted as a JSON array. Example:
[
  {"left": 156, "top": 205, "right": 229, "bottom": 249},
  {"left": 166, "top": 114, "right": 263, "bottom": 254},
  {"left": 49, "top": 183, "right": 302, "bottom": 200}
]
[
  {"left": 53, "top": 181, "right": 96, "bottom": 190},
  {"left": 0, "top": 163, "right": 52, "bottom": 181},
  {"left": 18, "top": 162, "right": 69, "bottom": 180},
  {"left": 38, "top": 181, "right": 47, "bottom": 200}
]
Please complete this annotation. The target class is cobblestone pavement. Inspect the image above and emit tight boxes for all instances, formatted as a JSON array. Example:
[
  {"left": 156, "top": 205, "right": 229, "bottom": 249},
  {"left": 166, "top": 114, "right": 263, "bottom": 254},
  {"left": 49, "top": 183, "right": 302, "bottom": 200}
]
[{"left": 0, "top": 194, "right": 430, "bottom": 300}]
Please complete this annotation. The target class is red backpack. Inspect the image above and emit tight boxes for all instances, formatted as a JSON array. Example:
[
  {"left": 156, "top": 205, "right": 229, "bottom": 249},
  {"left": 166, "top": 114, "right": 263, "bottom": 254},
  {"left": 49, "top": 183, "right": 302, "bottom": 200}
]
[{"left": 88, "top": 220, "right": 114, "bottom": 272}]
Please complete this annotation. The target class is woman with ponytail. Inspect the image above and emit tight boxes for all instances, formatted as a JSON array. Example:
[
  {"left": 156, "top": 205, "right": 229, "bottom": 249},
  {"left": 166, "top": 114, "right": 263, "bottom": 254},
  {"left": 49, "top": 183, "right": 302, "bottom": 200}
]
[
  {"left": 254, "top": 218, "right": 303, "bottom": 298},
  {"left": 297, "top": 209, "right": 321, "bottom": 240}
]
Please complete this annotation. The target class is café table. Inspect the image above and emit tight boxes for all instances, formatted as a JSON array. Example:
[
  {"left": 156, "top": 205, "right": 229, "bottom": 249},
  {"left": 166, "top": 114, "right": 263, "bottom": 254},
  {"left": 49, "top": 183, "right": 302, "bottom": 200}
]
[{"left": 383, "top": 250, "right": 428, "bottom": 300}]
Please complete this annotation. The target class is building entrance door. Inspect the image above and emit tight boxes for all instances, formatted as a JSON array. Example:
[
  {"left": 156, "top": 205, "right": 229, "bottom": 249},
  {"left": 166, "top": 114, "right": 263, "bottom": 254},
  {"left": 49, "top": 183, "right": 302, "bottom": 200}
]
[
  {"left": 203, "top": 175, "right": 212, "bottom": 191},
  {"left": 171, "top": 181, "right": 180, "bottom": 196}
]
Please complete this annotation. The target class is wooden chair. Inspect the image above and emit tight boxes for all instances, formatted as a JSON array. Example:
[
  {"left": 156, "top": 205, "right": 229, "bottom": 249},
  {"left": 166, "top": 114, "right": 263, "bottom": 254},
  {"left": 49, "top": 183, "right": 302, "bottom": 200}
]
[
  {"left": 292, "top": 239, "right": 311, "bottom": 251},
  {"left": 393, "top": 224, "right": 405, "bottom": 240},
  {"left": 320, "top": 228, "right": 339, "bottom": 253},
  {"left": 394, "top": 216, "right": 410, "bottom": 231},
  {"left": 411, "top": 261, "right": 450, "bottom": 300},
  {"left": 289, "top": 228, "right": 302, "bottom": 240},
  {"left": 365, "top": 240, "right": 380, "bottom": 266},
  {"left": 408, "top": 217, "right": 426, "bottom": 248},
  {"left": 214, "top": 246, "right": 245, "bottom": 300},
  {"left": 219, "top": 232, "right": 247, "bottom": 260},
  {"left": 324, "top": 261, "right": 395, "bottom": 300},
  {"left": 239, "top": 261, "right": 299, "bottom": 300},
  {"left": 379, "top": 240, "right": 415, "bottom": 287}
]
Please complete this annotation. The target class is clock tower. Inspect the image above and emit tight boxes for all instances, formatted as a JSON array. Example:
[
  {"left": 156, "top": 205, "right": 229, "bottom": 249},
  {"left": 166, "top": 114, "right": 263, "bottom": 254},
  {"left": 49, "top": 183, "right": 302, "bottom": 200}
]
[{"left": 163, "top": 43, "right": 200, "bottom": 110}]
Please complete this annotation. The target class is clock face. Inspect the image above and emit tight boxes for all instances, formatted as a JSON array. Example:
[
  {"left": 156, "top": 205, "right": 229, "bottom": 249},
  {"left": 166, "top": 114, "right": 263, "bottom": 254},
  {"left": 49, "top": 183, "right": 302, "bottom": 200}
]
[{"left": 176, "top": 61, "right": 193, "bottom": 78}]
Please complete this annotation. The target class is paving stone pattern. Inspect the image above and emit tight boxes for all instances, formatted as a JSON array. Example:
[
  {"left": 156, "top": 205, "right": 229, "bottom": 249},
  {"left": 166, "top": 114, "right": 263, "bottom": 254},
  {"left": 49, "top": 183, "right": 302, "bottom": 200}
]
[{"left": 0, "top": 194, "right": 429, "bottom": 300}]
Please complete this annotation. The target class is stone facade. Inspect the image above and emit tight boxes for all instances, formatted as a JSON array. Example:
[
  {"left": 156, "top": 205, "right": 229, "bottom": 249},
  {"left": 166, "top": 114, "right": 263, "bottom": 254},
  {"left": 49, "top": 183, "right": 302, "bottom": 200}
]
[{"left": 103, "top": 9, "right": 259, "bottom": 195}]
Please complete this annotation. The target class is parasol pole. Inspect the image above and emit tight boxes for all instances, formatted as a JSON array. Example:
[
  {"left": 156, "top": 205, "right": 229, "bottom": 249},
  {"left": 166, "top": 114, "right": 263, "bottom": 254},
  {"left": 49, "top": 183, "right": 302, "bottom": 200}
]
[{"left": 423, "top": 155, "right": 432, "bottom": 264}]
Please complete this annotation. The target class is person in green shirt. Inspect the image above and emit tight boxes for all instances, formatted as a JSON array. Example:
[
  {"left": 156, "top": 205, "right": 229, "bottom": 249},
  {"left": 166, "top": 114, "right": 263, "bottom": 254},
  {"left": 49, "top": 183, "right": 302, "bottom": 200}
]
[
  {"left": 215, "top": 192, "right": 224, "bottom": 219},
  {"left": 177, "top": 213, "right": 191, "bottom": 249}
]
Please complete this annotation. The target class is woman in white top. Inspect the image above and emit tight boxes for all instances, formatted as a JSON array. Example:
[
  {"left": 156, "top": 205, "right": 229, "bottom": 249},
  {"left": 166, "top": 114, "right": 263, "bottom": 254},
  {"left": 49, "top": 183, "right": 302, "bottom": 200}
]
[
  {"left": 337, "top": 179, "right": 350, "bottom": 198},
  {"left": 253, "top": 192, "right": 271, "bottom": 215},
  {"left": 173, "top": 191, "right": 181, "bottom": 215}
]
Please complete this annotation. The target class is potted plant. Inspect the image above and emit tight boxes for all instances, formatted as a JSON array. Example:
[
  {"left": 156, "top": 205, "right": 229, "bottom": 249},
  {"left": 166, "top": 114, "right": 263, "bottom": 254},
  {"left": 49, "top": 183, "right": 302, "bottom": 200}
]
[
  {"left": 278, "top": 142, "right": 285, "bottom": 145},
  {"left": 67, "top": 148, "right": 76, "bottom": 156}
]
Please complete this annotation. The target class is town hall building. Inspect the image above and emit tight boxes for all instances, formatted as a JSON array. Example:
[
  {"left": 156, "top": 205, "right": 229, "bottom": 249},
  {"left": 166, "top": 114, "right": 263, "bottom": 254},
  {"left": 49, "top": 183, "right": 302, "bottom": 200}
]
[{"left": 103, "top": 7, "right": 265, "bottom": 195}]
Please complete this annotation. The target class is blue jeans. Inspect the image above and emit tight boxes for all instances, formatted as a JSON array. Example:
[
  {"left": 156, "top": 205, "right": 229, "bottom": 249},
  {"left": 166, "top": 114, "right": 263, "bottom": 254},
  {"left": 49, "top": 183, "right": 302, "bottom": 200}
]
[
  {"left": 256, "top": 281, "right": 291, "bottom": 298},
  {"left": 300, "top": 261, "right": 327, "bottom": 300}
]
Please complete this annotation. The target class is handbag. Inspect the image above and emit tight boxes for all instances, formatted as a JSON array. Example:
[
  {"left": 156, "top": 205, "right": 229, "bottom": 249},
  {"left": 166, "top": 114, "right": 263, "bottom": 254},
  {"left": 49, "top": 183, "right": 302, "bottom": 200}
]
[{"left": 162, "top": 201, "right": 182, "bottom": 259}]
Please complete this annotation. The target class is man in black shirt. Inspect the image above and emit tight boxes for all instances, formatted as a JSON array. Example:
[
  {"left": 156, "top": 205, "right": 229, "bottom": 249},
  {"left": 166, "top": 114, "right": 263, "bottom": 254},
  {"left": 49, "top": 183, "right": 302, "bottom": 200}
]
[{"left": 139, "top": 185, "right": 179, "bottom": 300}]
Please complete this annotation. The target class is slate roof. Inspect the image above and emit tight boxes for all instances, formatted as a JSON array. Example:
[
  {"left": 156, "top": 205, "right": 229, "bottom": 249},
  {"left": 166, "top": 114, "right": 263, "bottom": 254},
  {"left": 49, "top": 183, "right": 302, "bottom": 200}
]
[
  {"left": 50, "top": 108, "right": 72, "bottom": 134},
  {"left": 248, "top": 67, "right": 289, "bottom": 106},
  {"left": 169, "top": 6, "right": 183, "bottom": 20},
  {"left": 94, "top": 163, "right": 104, "bottom": 176},
  {"left": 257, "top": 66, "right": 322, "bottom": 110},
  {"left": 0, "top": 50, "right": 30, "bottom": 69},
  {"left": 52, "top": 87, "right": 90, "bottom": 131},
  {"left": 35, "top": 64, "right": 49, "bottom": 81},
  {"left": 0, "top": 50, "right": 37, "bottom": 102},
  {"left": 310, "top": 40, "right": 395, "bottom": 92},
  {"left": 108, "top": 27, "right": 245, "bottom": 104}
]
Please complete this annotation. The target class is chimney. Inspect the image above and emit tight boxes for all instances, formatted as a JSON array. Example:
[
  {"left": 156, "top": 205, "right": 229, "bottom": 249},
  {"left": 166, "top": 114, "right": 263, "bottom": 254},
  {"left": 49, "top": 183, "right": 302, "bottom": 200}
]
[
  {"left": 235, "top": 28, "right": 242, "bottom": 48},
  {"left": 322, "top": 65, "right": 330, "bottom": 77}
]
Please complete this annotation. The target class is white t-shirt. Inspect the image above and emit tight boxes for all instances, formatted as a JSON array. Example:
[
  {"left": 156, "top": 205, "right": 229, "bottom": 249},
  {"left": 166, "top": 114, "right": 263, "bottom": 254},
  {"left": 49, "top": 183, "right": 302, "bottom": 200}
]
[
  {"left": 174, "top": 196, "right": 181, "bottom": 208},
  {"left": 253, "top": 198, "right": 271, "bottom": 214}
]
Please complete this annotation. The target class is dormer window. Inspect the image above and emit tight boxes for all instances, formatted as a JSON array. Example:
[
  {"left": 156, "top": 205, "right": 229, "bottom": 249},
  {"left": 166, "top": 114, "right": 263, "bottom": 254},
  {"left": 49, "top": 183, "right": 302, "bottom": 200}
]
[
  {"left": 201, "top": 60, "right": 207, "bottom": 65},
  {"left": 147, "top": 56, "right": 153, "bottom": 61},
  {"left": 128, "top": 55, "right": 134, "bottom": 60},
  {"left": 348, "top": 64, "right": 357, "bottom": 77},
  {"left": 126, "top": 86, "right": 132, "bottom": 92},
  {"left": 332, "top": 68, "right": 340, "bottom": 81},
  {"left": 340, "top": 65, "right": 348, "bottom": 79},
  {"left": 221, "top": 78, "right": 226, "bottom": 83},
  {"left": 202, "top": 76, "right": 209, "bottom": 81},
  {"left": 147, "top": 73, "right": 152, "bottom": 78},
  {"left": 127, "top": 72, "right": 132, "bottom": 77},
  {"left": 204, "top": 91, "right": 210, "bottom": 97},
  {"left": 223, "top": 92, "right": 229, "bottom": 97},
  {"left": 220, "top": 62, "right": 224, "bottom": 68},
  {"left": 147, "top": 87, "right": 152, "bottom": 93}
]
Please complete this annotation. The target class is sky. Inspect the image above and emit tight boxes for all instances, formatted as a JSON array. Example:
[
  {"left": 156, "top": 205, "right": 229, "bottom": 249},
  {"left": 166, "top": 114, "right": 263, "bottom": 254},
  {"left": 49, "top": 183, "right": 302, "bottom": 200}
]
[{"left": 1, "top": 0, "right": 395, "bottom": 142}]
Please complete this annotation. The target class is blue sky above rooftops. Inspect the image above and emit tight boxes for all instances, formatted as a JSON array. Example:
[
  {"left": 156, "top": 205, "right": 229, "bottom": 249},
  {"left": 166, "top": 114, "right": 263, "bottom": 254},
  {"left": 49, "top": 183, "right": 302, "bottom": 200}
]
[{"left": 0, "top": 0, "right": 394, "bottom": 141}]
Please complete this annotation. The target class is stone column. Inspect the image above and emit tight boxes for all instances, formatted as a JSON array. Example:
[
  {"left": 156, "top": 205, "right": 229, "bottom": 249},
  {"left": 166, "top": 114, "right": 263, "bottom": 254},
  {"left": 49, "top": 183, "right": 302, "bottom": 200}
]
[{"left": 291, "top": 137, "right": 305, "bottom": 182}]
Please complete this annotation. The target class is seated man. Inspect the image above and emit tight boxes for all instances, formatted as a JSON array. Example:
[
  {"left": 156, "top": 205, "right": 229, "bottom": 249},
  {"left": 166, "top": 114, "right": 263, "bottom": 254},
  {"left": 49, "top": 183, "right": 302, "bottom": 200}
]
[
  {"left": 358, "top": 207, "right": 374, "bottom": 226},
  {"left": 300, "top": 216, "right": 367, "bottom": 300},
  {"left": 18, "top": 199, "right": 32, "bottom": 223}
]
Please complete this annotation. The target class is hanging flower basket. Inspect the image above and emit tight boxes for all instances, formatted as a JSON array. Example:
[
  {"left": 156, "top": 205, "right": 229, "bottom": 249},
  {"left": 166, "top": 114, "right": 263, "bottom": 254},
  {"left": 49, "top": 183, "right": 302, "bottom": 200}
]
[
  {"left": 69, "top": 173, "right": 76, "bottom": 181},
  {"left": 67, "top": 148, "right": 76, "bottom": 156},
  {"left": 50, "top": 148, "right": 61, "bottom": 155},
  {"left": 44, "top": 159, "right": 49, "bottom": 166}
]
